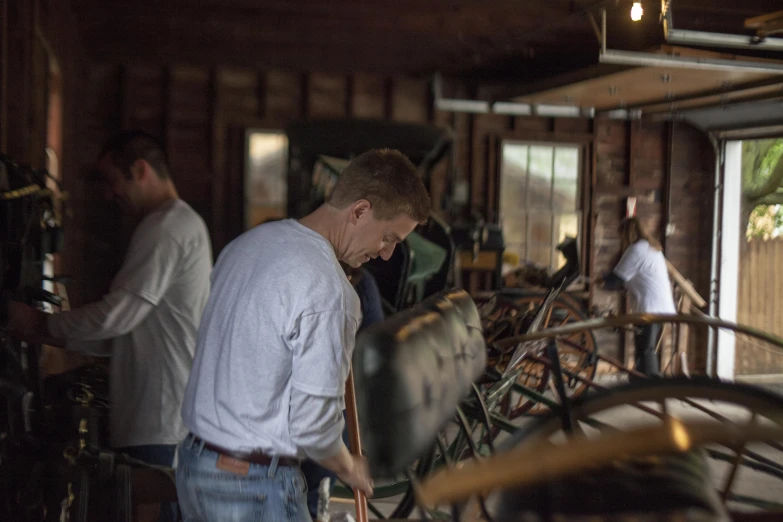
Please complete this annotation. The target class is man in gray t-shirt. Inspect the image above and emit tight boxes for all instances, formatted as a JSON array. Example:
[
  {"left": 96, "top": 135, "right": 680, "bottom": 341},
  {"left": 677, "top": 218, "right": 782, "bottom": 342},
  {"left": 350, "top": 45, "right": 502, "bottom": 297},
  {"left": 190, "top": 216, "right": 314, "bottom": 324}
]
[
  {"left": 177, "top": 149, "right": 431, "bottom": 522},
  {"left": 9, "top": 131, "right": 212, "bottom": 522}
]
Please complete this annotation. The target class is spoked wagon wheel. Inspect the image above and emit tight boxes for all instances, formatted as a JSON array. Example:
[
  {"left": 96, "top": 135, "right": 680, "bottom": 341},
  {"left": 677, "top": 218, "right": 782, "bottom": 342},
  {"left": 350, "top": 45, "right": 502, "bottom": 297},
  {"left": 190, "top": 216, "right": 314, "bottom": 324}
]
[
  {"left": 492, "top": 293, "right": 598, "bottom": 418},
  {"left": 415, "top": 408, "right": 501, "bottom": 521},
  {"left": 332, "top": 452, "right": 435, "bottom": 519},
  {"left": 496, "top": 377, "right": 783, "bottom": 516},
  {"left": 333, "top": 405, "right": 494, "bottom": 519}
]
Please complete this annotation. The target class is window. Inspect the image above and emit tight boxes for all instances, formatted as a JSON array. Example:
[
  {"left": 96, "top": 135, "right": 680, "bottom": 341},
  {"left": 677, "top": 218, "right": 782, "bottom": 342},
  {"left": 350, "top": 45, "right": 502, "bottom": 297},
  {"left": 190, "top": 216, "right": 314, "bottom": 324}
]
[
  {"left": 499, "top": 141, "right": 581, "bottom": 271},
  {"left": 244, "top": 131, "right": 288, "bottom": 229}
]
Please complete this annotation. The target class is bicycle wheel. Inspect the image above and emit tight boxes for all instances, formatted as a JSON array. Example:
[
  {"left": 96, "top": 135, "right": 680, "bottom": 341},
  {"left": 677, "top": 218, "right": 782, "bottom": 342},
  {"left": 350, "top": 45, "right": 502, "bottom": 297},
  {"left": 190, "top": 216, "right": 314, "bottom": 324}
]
[
  {"left": 331, "top": 451, "right": 435, "bottom": 519},
  {"left": 498, "top": 377, "right": 783, "bottom": 516},
  {"left": 342, "top": 407, "right": 493, "bottom": 519},
  {"left": 491, "top": 294, "right": 598, "bottom": 418}
]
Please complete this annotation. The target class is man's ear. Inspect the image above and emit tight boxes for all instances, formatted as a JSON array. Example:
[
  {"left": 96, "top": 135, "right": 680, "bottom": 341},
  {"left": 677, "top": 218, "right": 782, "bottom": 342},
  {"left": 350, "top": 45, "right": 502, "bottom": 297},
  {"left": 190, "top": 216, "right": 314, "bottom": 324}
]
[
  {"left": 349, "top": 199, "right": 372, "bottom": 224},
  {"left": 129, "top": 159, "right": 147, "bottom": 182},
  {"left": 132, "top": 159, "right": 158, "bottom": 182}
]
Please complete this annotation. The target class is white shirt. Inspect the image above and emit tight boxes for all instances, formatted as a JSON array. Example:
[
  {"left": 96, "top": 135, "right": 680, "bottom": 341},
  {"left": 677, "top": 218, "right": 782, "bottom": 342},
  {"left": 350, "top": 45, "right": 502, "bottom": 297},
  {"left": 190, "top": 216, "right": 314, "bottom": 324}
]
[
  {"left": 181, "top": 219, "right": 361, "bottom": 460},
  {"left": 48, "top": 199, "right": 213, "bottom": 447},
  {"left": 614, "top": 240, "right": 677, "bottom": 314}
]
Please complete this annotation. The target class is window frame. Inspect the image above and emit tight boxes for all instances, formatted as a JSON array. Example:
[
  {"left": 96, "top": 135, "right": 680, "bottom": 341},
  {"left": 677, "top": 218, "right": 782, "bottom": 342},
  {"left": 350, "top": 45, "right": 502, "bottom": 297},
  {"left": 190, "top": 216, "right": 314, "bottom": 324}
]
[
  {"left": 498, "top": 139, "right": 585, "bottom": 272},
  {"left": 243, "top": 128, "right": 289, "bottom": 230}
]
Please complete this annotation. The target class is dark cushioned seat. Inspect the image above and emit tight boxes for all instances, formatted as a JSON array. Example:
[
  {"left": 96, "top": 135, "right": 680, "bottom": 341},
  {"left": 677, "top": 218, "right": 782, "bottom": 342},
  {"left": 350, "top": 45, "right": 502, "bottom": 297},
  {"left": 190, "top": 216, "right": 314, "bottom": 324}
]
[{"left": 353, "top": 288, "right": 486, "bottom": 477}]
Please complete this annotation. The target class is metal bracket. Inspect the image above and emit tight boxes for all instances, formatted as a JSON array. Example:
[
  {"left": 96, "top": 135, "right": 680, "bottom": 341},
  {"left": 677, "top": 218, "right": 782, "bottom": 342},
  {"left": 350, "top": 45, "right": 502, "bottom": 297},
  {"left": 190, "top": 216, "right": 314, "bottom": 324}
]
[
  {"left": 599, "top": 49, "right": 783, "bottom": 74},
  {"left": 662, "top": 0, "right": 783, "bottom": 50},
  {"left": 587, "top": 11, "right": 602, "bottom": 45}
]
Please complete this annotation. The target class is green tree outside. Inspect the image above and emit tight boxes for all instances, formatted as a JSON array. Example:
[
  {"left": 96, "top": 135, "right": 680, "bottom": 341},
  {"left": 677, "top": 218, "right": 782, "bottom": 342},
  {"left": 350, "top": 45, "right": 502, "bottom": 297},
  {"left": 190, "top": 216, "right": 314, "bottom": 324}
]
[{"left": 743, "top": 138, "right": 783, "bottom": 241}]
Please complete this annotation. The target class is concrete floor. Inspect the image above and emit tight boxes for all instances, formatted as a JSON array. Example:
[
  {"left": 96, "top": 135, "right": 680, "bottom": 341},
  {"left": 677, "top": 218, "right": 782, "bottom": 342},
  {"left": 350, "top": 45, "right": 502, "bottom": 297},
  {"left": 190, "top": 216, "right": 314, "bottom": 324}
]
[{"left": 329, "top": 377, "right": 783, "bottom": 521}]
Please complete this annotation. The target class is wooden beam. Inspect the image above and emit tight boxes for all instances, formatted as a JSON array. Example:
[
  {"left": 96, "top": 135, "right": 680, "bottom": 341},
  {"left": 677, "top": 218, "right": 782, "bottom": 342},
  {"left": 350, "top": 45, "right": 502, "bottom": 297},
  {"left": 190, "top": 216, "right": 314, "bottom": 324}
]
[
  {"left": 481, "top": 63, "right": 629, "bottom": 103},
  {"left": 745, "top": 10, "right": 783, "bottom": 38},
  {"left": 641, "top": 87, "right": 783, "bottom": 115},
  {"left": 72, "top": 2, "right": 588, "bottom": 76},
  {"left": 666, "top": 259, "right": 707, "bottom": 308},
  {"left": 623, "top": 77, "right": 783, "bottom": 111}
]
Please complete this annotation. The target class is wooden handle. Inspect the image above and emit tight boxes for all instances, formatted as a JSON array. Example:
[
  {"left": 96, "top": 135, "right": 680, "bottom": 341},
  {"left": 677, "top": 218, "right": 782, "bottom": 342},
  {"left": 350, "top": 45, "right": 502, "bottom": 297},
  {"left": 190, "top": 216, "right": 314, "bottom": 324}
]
[
  {"left": 416, "top": 419, "right": 783, "bottom": 506},
  {"left": 495, "top": 313, "right": 783, "bottom": 352},
  {"left": 665, "top": 259, "right": 707, "bottom": 308},
  {"left": 344, "top": 367, "right": 368, "bottom": 522}
]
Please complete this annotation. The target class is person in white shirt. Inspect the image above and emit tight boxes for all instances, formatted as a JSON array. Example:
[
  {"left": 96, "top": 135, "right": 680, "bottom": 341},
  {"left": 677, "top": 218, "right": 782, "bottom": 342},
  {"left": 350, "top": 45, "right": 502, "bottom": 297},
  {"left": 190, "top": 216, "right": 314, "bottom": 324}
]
[
  {"left": 600, "top": 217, "right": 676, "bottom": 377},
  {"left": 8, "top": 130, "right": 213, "bottom": 522},
  {"left": 177, "top": 149, "right": 431, "bottom": 522}
]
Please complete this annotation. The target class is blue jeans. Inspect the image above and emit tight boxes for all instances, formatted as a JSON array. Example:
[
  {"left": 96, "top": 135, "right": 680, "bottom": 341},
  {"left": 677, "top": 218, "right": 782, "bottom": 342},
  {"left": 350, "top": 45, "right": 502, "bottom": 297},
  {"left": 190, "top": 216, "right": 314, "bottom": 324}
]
[
  {"left": 176, "top": 434, "right": 311, "bottom": 522},
  {"left": 117, "top": 444, "right": 179, "bottom": 522}
]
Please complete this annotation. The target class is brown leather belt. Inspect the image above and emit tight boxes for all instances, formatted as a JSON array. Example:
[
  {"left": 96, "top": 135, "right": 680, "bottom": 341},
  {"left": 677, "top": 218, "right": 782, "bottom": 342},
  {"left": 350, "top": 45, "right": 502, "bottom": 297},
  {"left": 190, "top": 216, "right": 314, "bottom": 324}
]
[{"left": 191, "top": 434, "right": 300, "bottom": 468}]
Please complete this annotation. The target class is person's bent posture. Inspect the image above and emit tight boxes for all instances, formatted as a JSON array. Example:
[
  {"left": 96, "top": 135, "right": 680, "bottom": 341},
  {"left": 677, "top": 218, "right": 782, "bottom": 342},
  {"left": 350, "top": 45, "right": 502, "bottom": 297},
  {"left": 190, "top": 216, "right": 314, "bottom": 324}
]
[{"left": 177, "top": 149, "right": 431, "bottom": 521}]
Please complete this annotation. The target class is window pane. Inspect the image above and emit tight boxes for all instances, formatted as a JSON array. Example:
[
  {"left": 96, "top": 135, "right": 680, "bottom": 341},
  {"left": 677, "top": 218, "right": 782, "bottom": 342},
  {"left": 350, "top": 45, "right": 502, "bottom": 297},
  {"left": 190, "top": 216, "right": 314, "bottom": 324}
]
[
  {"left": 503, "top": 242, "right": 526, "bottom": 271},
  {"left": 499, "top": 142, "right": 582, "bottom": 273},
  {"left": 528, "top": 146, "right": 553, "bottom": 209},
  {"left": 529, "top": 243, "right": 552, "bottom": 268},
  {"left": 500, "top": 143, "right": 528, "bottom": 214},
  {"left": 553, "top": 147, "right": 579, "bottom": 212},
  {"left": 501, "top": 216, "right": 527, "bottom": 246},
  {"left": 245, "top": 132, "right": 288, "bottom": 229},
  {"left": 528, "top": 211, "right": 552, "bottom": 246}
]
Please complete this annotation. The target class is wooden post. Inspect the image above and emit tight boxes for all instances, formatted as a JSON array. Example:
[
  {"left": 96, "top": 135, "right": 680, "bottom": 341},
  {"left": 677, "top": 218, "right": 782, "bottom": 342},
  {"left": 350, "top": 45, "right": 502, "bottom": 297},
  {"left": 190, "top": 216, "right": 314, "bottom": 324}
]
[
  {"left": 664, "top": 258, "right": 705, "bottom": 376},
  {"left": 676, "top": 294, "right": 693, "bottom": 376},
  {"left": 665, "top": 259, "right": 706, "bottom": 308},
  {"left": 344, "top": 367, "right": 369, "bottom": 522}
]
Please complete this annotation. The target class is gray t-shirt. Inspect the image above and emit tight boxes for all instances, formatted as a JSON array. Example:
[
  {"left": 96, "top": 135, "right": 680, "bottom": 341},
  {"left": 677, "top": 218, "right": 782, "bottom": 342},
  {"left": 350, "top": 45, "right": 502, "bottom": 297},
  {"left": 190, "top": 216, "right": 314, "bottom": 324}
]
[
  {"left": 49, "top": 199, "right": 212, "bottom": 447},
  {"left": 182, "top": 219, "right": 361, "bottom": 458}
]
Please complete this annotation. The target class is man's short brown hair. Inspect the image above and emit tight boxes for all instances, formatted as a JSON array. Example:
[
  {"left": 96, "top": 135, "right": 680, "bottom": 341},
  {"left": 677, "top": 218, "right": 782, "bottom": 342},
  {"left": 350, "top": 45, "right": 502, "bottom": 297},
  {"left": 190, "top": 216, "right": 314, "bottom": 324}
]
[
  {"left": 328, "top": 149, "right": 431, "bottom": 223},
  {"left": 100, "top": 130, "right": 171, "bottom": 180}
]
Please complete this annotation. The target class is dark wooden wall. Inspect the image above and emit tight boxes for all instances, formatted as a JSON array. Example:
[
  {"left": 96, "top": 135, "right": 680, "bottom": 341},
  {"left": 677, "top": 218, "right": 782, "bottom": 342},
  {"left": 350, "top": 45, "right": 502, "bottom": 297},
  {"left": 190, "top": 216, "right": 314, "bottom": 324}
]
[
  {"left": 462, "top": 110, "right": 714, "bottom": 370},
  {"left": 2, "top": 1, "right": 716, "bottom": 372},
  {"left": 1, "top": 0, "right": 93, "bottom": 374},
  {"left": 1, "top": 0, "right": 85, "bottom": 301},
  {"left": 74, "top": 64, "right": 444, "bottom": 305},
  {"left": 72, "top": 62, "right": 716, "bottom": 370},
  {"left": 1, "top": 0, "right": 82, "bottom": 173},
  {"left": 589, "top": 120, "right": 714, "bottom": 370}
]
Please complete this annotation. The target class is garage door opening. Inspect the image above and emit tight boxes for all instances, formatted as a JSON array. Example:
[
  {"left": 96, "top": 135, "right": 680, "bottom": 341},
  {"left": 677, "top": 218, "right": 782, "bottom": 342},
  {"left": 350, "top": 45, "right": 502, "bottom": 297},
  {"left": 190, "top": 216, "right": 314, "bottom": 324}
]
[{"left": 735, "top": 137, "right": 783, "bottom": 377}]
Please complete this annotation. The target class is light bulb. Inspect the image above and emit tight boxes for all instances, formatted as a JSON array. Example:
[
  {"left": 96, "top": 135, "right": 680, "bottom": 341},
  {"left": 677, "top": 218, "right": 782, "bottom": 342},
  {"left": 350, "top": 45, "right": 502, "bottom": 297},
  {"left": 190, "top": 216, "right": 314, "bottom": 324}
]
[{"left": 631, "top": 2, "right": 643, "bottom": 21}]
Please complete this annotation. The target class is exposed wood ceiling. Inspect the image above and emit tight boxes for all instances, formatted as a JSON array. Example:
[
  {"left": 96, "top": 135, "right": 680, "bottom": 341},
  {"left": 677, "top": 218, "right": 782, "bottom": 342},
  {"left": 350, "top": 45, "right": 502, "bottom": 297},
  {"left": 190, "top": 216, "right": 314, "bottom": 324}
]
[
  {"left": 504, "top": 46, "right": 783, "bottom": 113},
  {"left": 70, "top": 0, "right": 783, "bottom": 81}
]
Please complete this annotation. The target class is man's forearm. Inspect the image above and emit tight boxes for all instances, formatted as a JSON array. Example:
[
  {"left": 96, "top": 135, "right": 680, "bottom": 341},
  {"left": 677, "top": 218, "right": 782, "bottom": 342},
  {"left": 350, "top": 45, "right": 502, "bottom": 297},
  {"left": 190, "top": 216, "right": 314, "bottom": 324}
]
[
  {"left": 48, "top": 289, "right": 153, "bottom": 341},
  {"left": 314, "top": 442, "right": 354, "bottom": 476},
  {"left": 603, "top": 272, "right": 625, "bottom": 291}
]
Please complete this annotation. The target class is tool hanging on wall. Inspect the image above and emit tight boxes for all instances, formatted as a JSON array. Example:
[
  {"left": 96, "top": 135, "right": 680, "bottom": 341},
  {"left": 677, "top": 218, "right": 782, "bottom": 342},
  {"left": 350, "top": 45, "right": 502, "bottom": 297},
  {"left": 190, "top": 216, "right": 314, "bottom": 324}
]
[{"left": 626, "top": 197, "right": 637, "bottom": 217}]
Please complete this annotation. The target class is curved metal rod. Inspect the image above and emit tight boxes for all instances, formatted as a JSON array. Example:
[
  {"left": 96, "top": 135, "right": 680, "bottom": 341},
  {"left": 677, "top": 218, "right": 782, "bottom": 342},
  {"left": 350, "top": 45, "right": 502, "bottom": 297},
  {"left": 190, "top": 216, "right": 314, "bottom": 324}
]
[
  {"left": 470, "top": 383, "right": 495, "bottom": 454},
  {"left": 453, "top": 406, "right": 494, "bottom": 522},
  {"left": 496, "top": 313, "right": 783, "bottom": 351},
  {"left": 416, "top": 419, "right": 783, "bottom": 507}
]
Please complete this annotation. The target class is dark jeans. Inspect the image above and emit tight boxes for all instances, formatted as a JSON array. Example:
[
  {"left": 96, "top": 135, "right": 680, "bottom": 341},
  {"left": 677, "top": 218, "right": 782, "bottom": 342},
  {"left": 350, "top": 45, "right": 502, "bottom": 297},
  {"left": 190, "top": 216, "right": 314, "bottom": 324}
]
[
  {"left": 118, "top": 444, "right": 179, "bottom": 522},
  {"left": 633, "top": 323, "right": 662, "bottom": 378},
  {"left": 301, "top": 413, "right": 351, "bottom": 519}
]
